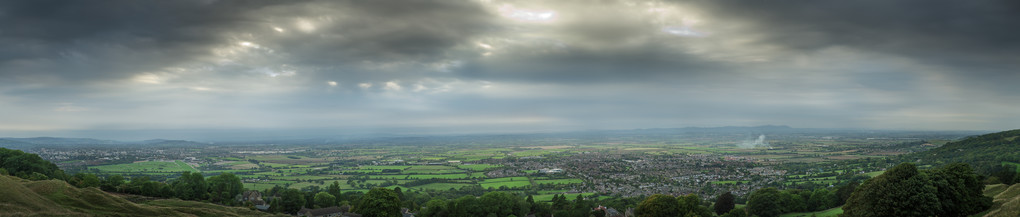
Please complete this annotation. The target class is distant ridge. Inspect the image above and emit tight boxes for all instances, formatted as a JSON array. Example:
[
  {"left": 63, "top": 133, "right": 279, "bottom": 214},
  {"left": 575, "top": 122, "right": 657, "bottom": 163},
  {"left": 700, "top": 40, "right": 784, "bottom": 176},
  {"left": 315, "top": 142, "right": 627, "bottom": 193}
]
[
  {"left": 1, "top": 137, "right": 123, "bottom": 145},
  {"left": 906, "top": 128, "right": 1020, "bottom": 173}
]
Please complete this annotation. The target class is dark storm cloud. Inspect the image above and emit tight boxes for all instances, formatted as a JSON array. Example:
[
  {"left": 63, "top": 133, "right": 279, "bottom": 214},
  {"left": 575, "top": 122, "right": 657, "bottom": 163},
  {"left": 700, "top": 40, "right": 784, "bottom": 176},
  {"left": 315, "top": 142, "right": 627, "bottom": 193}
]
[
  {"left": 0, "top": 0, "right": 286, "bottom": 83},
  {"left": 261, "top": 0, "right": 496, "bottom": 65},
  {"left": 689, "top": 0, "right": 1020, "bottom": 85},
  {"left": 1, "top": 0, "right": 1019, "bottom": 137},
  {"left": 693, "top": 0, "right": 1020, "bottom": 54}
]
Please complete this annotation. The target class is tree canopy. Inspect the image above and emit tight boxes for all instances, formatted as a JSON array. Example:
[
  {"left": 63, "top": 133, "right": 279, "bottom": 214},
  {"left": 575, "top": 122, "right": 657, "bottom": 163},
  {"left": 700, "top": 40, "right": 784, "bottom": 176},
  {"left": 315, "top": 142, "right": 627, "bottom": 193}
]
[
  {"left": 636, "top": 194, "right": 679, "bottom": 217},
  {"left": 357, "top": 188, "right": 402, "bottom": 217},
  {"left": 843, "top": 163, "right": 990, "bottom": 217}
]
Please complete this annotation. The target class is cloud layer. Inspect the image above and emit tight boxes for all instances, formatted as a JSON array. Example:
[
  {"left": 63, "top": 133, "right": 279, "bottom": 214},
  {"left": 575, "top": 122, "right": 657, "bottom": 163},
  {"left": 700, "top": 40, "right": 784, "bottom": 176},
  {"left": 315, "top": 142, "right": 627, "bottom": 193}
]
[{"left": 1, "top": 0, "right": 1018, "bottom": 139}]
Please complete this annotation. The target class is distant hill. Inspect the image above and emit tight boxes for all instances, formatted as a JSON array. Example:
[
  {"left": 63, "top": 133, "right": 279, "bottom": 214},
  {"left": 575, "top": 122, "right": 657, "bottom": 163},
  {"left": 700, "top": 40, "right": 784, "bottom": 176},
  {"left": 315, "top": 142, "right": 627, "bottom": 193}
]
[
  {"left": 2, "top": 137, "right": 124, "bottom": 145},
  {"left": 906, "top": 129, "right": 1020, "bottom": 174},
  {"left": 0, "top": 139, "right": 35, "bottom": 150},
  {"left": 0, "top": 137, "right": 209, "bottom": 150},
  {"left": 0, "top": 174, "right": 285, "bottom": 217},
  {"left": 135, "top": 139, "right": 209, "bottom": 147}
]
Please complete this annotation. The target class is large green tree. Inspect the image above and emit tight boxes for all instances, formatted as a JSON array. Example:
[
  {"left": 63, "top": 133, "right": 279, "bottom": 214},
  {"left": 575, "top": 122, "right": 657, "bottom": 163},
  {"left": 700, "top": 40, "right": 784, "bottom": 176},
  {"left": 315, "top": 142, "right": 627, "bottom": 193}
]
[
  {"left": 356, "top": 188, "right": 402, "bottom": 217},
  {"left": 315, "top": 191, "right": 337, "bottom": 208},
  {"left": 843, "top": 163, "right": 940, "bottom": 217},
  {"left": 419, "top": 199, "right": 449, "bottom": 217},
  {"left": 171, "top": 171, "right": 208, "bottom": 200},
  {"left": 636, "top": 194, "right": 679, "bottom": 217},
  {"left": 929, "top": 163, "right": 993, "bottom": 217},
  {"left": 747, "top": 188, "right": 782, "bottom": 217},
  {"left": 207, "top": 172, "right": 243, "bottom": 204},
  {"left": 714, "top": 192, "right": 735, "bottom": 215},
  {"left": 807, "top": 188, "right": 836, "bottom": 211},
  {"left": 677, "top": 194, "right": 713, "bottom": 217},
  {"left": 279, "top": 188, "right": 307, "bottom": 214},
  {"left": 479, "top": 191, "right": 529, "bottom": 217}
]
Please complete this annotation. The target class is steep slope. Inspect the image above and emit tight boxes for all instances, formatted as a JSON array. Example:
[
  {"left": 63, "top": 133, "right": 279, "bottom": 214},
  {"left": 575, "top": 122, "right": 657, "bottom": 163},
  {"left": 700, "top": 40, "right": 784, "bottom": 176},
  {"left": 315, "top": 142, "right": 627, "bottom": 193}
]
[
  {"left": 0, "top": 175, "right": 286, "bottom": 217},
  {"left": 981, "top": 183, "right": 1020, "bottom": 217}
]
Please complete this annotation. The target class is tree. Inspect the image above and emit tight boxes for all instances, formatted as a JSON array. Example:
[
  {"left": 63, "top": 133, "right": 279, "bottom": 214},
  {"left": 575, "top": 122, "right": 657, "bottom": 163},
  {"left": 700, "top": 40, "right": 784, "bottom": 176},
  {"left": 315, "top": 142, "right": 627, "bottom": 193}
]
[
  {"left": 473, "top": 191, "right": 528, "bottom": 217},
  {"left": 677, "top": 194, "right": 712, "bottom": 217},
  {"left": 834, "top": 181, "right": 858, "bottom": 205},
  {"left": 0, "top": 148, "right": 65, "bottom": 180},
  {"left": 420, "top": 199, "right": 448, "bottom": 217},
  {"left": 356, "top": 188, "right": 402, "bottom": 217},
  {"left": 777, "top": 190, "right": 806, "bottom": 213},
  {"left": 747, "top": 188, "right": 782, "bottom": 217},
  {"left": 72, "top": 173, "right": 101, "bottom": 188},
  {"left": 207, "top": 173, "right": 243, "bottom": 204},
  {"left": 807, "top": 188, "right": 836, "bottom": 211},
  {"left": 843, "top": 163, "right": 940, "bottom": 217},
  {"left": 929, "top": 163, "right": 993, "bottom": 217},
  {"left": 268, "top": 198, "right": 282, "bottom": 213},
  {"left": 719, "top": 207, "right": 746, "bottom": 217},
  {"left": 128, "top": 176, "right": 150, "bottom": 194},
  {"left": 714, "top": 192, "right": 736, "bottom": 215},
  {"left": 280, "top": 188, "right": 307, "bottom": 214},
  {"left": 328, "top": 181, "right": 343, "bottom": 199},
  {"left": 449, "top": 195, "right": 481, "bottom": 217},
  {"left": 551, "top": 194, "right": 569, "bottom": 210},
  {"left": 315, "top": 191, "right": 337, "bottom": 208},
  {"left": 636, "top": 194, "right": 679, "bottom": 217},
  {"left": 171, "top": 171, "right": 208, "bottom": 200},
  {"left": 102, "top": 175, "right": 125, "bottom": 192}
]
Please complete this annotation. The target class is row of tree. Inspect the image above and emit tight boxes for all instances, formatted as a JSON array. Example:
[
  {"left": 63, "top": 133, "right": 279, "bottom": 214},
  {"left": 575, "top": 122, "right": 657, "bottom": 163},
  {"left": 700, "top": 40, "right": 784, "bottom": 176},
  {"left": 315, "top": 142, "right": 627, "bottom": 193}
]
[{"left": 67, "top": 171, "right": 244, "bottom": 206}]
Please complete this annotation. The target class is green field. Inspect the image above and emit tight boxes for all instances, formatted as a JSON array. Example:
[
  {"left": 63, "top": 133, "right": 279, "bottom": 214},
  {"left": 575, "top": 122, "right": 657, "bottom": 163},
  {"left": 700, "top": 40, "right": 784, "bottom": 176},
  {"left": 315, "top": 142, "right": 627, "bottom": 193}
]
[
  {"left": 411, "top": 183, "right": 477, "bottom": 191},
  {"left": 90, "top": 160, "right": 198, "bottom": 174},
  {"left": 480, "top": 177, "right": 531, "bottom": 189},
  {"left": 1003, "top": 162, "right": 1020, "bottom": 173},
  {"left": 457, "top": 164, "right": 502, "bottom": 171}
]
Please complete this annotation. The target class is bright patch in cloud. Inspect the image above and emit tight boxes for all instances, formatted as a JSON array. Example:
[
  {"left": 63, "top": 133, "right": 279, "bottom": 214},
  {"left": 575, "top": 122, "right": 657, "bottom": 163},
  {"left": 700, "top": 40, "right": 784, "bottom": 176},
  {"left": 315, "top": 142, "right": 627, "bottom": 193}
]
[
  {"left": 327, "top": 81, "right": 338, "bottom": 86},
  {"left": 297, "top": 19, "right": 316, "bottom": 32},
  {"left": 384, "top": 81, "right": 402, "bottom": 91},
  {"left": 498, "top": 5, "right": 556, "bottom": 22},
  {"left": 133, "top": 73, "right": 163, "bottom": 84},
  {"left": 662, "top": 26, "right": 704, "bottom": 37}
]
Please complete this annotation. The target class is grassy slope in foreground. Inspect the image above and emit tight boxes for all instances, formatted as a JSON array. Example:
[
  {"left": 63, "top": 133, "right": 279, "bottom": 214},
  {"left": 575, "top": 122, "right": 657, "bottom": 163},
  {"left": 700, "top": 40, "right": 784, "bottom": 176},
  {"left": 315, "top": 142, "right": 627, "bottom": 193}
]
[
  {"left": 0, "top": 175, "right": 286, "bottom": 217},
  {"left": 980, "top": 183, "right": 1020, "bottom": 217}
]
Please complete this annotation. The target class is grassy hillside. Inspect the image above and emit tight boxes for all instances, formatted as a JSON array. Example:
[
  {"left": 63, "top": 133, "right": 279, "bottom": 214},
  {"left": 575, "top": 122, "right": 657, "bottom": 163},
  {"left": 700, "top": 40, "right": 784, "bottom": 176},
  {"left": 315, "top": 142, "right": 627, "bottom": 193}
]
[
  {"left": 0, "top": 175, "right": 286, "bottom": 217},
  {"left": 909, "top": 129, "right": 1020, "bottom": 168},
  {"left": 973, "top": 183, "right": 1020, "bottom": 217}
]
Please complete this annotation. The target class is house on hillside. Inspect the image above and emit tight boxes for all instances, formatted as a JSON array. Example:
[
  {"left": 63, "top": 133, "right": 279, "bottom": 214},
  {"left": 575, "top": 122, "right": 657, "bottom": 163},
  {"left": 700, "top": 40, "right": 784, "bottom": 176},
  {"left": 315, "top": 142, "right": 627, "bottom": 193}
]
[{"left": 236, "top": 190, "right": 268, "bottom": 210}]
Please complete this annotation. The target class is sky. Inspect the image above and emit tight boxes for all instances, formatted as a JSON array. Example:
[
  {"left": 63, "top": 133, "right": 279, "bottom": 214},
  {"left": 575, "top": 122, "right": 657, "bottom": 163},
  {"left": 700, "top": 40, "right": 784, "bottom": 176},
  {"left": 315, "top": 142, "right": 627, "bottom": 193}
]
[{"left": 1, "top": 0, "right": 1019, "bottom": 140}]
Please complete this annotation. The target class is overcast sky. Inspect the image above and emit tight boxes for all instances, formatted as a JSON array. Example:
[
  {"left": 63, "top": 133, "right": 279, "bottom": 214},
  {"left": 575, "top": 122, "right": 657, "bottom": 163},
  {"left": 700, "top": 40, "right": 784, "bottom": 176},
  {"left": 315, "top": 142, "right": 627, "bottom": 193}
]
[{"left": 1, "top": 0, "right": 1018, "bottom": 139}]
